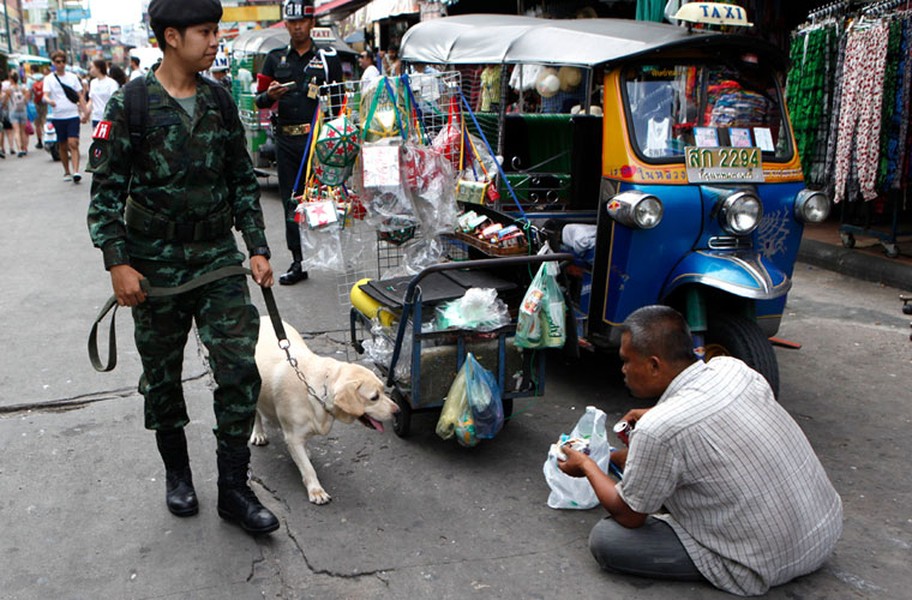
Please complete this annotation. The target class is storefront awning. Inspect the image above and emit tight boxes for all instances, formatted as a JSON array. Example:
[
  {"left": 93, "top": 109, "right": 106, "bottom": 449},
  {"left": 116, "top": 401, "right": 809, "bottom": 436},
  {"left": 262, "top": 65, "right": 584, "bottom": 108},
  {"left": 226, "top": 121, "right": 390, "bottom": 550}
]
[{"left": 315, "top": 0, "right": 373, "bottom": 21}]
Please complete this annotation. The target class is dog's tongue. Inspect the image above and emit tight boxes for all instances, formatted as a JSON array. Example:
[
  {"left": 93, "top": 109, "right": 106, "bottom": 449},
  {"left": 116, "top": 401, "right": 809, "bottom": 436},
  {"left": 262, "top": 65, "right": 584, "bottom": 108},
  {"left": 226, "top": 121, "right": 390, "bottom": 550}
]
[{"left": 359, "top": 415, "right": 384, "bottom": 432}]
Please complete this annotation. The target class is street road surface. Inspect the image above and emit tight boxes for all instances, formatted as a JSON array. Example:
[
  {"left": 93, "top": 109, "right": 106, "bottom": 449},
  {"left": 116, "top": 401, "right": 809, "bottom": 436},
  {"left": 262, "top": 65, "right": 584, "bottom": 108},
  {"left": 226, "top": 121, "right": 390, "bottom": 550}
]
[{"left": 0, "top": 137, "right": 909, "bottom": 598}]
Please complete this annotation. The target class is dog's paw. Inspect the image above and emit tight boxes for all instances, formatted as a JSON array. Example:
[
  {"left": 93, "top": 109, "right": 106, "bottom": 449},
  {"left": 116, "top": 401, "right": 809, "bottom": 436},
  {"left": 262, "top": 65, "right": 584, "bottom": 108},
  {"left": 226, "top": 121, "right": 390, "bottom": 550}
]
[
  {"left": 308, "top": 487, "right": 332, "bottom": 505},
  {"left": 249, "top": 432, "right": 269, "bottom": 446}
]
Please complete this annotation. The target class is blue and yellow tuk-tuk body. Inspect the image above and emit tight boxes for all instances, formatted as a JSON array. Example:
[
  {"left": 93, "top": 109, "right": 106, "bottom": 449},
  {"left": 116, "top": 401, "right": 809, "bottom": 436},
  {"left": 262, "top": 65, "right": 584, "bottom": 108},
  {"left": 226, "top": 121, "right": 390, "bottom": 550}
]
[{"left": 401, "top": 9, "right": 830, "bottom": 394}]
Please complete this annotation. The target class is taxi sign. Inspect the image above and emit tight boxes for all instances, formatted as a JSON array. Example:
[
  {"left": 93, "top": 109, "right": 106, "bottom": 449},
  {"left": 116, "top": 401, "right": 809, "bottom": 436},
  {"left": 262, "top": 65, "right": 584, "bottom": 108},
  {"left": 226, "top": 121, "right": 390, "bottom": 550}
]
[{"left": 674, "top": 3, "right": 753, "bottom": 27}]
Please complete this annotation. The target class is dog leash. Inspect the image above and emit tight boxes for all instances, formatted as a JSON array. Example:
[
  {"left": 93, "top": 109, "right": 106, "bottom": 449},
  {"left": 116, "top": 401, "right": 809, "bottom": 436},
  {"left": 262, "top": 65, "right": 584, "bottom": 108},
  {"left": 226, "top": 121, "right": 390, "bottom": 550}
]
[
  {"left": 88, "top": 265, "right": 288, "bottom": 373},
  {"left": 88, "top": 264, "right": 332, "bottom": 413}
]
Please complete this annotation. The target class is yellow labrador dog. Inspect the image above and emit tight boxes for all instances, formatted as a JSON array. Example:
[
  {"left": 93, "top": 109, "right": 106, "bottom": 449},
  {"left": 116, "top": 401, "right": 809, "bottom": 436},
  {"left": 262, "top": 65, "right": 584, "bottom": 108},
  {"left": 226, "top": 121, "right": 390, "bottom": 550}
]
[{"left": 252, "top": 320, "right": 398, "bottom": 504}]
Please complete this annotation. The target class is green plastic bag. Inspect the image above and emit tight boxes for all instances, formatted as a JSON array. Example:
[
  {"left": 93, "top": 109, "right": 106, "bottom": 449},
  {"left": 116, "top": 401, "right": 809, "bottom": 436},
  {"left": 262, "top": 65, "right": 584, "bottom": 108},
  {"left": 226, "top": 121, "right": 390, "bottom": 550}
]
[{"left": 515, "top": 261, "right": 566, "bottom": 349}]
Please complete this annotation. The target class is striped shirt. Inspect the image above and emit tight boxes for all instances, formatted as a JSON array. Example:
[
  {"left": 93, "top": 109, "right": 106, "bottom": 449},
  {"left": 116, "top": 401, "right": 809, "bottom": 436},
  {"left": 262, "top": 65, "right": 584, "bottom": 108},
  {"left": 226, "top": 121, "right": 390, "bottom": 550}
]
[{"left": 617, "top": 357, "right": 843, "bottom": 596}]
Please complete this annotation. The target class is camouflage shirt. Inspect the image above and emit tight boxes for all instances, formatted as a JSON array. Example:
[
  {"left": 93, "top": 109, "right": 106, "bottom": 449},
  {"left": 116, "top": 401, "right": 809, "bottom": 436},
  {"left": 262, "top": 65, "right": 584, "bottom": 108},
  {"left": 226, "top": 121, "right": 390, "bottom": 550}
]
[{"left": 87, "top": 71, "right": 268, "bottom": 270}]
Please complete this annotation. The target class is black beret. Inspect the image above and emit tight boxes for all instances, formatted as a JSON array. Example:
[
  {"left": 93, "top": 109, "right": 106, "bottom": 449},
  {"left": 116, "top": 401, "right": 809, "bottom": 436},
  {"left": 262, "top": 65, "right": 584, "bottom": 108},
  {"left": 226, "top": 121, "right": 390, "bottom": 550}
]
[{"left": 149, "top": 0, "right": 223, "bottom": 27}]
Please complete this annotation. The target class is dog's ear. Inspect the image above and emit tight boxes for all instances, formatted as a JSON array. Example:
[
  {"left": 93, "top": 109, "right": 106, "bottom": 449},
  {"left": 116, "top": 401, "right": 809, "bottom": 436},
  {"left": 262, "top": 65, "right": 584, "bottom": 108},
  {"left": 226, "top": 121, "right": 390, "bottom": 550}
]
[{"left": 332, "top": 380, "right": 365, "bottom": 418}]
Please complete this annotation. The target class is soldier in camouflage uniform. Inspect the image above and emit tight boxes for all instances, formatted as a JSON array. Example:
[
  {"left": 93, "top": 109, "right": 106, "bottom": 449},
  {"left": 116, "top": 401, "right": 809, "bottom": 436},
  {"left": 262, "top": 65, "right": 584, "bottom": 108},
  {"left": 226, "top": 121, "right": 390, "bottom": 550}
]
[{"left": 87, "top": 0, "right": 280, "bottom": 535}]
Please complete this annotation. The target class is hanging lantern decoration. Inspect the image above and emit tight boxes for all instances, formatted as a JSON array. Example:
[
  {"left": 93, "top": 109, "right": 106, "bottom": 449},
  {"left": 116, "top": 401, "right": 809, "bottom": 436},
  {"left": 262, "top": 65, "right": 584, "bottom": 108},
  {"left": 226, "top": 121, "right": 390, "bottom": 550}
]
[{"left": 314, "top": 115, "right": 360, "bottom": 185}]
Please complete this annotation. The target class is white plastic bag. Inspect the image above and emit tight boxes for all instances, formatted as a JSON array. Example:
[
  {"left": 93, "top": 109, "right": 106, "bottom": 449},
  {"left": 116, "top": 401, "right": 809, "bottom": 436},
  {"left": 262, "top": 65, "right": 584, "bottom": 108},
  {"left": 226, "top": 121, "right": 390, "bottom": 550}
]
[{"left": 542, "top": 405, "right": 612, "bottom": 509}]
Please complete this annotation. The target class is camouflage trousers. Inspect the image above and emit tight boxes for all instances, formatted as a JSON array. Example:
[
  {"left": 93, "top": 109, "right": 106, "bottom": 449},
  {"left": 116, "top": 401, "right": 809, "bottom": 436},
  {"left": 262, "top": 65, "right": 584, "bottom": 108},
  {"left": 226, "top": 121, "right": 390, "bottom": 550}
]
[{"left": 131, "top": 259, "right": 261, "bottom": 450}]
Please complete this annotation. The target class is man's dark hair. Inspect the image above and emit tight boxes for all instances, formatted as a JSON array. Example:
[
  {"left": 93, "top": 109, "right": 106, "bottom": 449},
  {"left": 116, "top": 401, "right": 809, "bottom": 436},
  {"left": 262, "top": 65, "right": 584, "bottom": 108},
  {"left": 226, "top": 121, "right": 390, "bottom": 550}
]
[
  {"left": 387, "top": 45, "right": 398, "bottom": 54},
  {"left": 361, "top": 50, "right": 374, "bottom": 61},
  {"left": 620, "top": 305, "right": 697, "bottom": 365},
  {"left": 130, "top": 56, "right": 141, "bottom": 67}
]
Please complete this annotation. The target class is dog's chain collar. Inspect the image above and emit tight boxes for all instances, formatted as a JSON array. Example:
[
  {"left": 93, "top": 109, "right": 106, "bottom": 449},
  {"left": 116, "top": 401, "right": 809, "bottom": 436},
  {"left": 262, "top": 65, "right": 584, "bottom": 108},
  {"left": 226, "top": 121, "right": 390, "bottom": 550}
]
[{"left": 280, "top": 343, "right": 331, "bottom": 413}]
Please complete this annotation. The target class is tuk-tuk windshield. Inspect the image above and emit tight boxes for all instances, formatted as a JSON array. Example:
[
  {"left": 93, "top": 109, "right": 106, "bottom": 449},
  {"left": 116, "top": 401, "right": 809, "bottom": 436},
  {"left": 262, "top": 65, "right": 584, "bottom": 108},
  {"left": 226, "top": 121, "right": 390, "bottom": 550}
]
[{"left": 623, "top": 60, "right": 791, "bottom": 163}]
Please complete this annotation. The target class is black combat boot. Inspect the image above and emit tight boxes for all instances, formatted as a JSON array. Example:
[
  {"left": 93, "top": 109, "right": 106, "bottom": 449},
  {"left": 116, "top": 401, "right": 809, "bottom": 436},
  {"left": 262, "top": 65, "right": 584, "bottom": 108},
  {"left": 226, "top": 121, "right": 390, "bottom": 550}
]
[
  {"left": 155, "top": 429, "right": 199, "bottom": 517},
  {"left": 217, "top": 445, "right": 279, "bottom": 535},
  {"left": 279, "top": 261, "right": 308, "bottom": 285}
]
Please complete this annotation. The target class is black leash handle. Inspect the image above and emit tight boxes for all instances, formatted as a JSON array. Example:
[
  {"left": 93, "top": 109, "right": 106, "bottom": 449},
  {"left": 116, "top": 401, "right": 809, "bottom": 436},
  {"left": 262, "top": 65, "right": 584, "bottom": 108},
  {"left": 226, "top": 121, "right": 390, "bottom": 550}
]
[
  {"left": 261, "top": 284, "right": 290, "bottom": 350},
  {"left": 88, "top": 265, "right": 264, "bottom": 373}
]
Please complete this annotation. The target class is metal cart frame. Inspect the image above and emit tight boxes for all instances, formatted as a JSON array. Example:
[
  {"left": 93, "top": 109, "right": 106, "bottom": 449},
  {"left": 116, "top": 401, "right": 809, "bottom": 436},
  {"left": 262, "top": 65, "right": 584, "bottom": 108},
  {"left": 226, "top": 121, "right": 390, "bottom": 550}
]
[{"left": 350, "top": 252, "right": 572, "bottom": 436}]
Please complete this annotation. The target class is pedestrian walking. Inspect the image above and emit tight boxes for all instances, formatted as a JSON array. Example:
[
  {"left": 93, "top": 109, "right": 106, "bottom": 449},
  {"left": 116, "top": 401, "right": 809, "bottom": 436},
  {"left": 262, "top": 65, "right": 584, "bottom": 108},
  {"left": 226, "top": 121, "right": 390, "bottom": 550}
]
[
  {"left": 255, "top": 0, "right": 343, "bottom": 285},
  {"left": 0, "top": 69, "right": 13, "bottom": 159},
  {"left": 2, "top": 72, "right": 31, "bottom": 156},
  {"left": 109, "top": 65, "right": 128, "bottom": 88},
  {"left": 129, "top": 56, "right": 143, "bottom": 81},
  {"left": 43, "top": 51, "right": 87, "bottom": 182},
  {"left": 26, "top": 64, "right": 48, "bottom": 150},
  {"left": 87, "top": 0, "right": 280, "bottom": 535},
  {"left": 358, "top": 49, "right": 380, "bottom": 82},
  {"left": 86, "top": 59, "right": 120, "bottom": 129}
]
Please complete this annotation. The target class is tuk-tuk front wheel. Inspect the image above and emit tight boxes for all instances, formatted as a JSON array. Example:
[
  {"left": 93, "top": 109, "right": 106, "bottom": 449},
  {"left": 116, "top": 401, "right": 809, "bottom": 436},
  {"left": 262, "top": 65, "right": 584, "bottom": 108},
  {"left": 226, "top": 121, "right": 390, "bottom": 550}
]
[{"left": 703, "top": 313, "right": 780, "bottom": 397}]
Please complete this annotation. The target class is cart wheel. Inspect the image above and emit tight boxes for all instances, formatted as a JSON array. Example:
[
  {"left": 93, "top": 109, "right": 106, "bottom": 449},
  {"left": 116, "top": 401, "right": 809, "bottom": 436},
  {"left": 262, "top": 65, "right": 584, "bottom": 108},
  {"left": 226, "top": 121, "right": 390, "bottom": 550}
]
[
  {"left": 391, "top": 389, "right": 412, "bottom": 438},
  {"left": 902, "top": 304, "right": 912, "bottom": 316},
  {"left": 840, "top": 232, "right": 856, "bottom": 249},
  {"left": 884, "top": 244, "right": 900, "bottom": 258},
  {"left": 704, "top": 313, "right": 780, "bottom": 397},
  {"left": 501, "top": 397, "right": 514, "bottom": 429}
]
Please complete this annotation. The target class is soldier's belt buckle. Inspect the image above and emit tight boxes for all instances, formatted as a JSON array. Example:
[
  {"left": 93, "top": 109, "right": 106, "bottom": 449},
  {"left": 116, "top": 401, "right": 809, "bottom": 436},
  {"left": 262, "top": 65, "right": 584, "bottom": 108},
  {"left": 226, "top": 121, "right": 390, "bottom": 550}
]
[
  {"left": 172, "top": 221, "right": 198, "bottom": 243},
  {"left": 282, "top": 123, "right": 311, "bottom": 136}
]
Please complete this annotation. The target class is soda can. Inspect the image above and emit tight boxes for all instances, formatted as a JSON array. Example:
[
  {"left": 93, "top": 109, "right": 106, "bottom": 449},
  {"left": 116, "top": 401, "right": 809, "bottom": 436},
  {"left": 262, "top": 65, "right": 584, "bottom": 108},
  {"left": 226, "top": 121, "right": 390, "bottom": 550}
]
[{"left": 613, "top": 420, "right": 632, "bottom": 446}]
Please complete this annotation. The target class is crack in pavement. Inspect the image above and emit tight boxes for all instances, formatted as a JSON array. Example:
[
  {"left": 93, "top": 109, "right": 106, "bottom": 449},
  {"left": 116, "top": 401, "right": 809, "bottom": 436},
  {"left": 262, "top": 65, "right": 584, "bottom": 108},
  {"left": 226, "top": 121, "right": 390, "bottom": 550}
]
[
  {"left": 0, "top": 372, "right": 211, "bottom": 419},
  {"left": 252, "top": 476, "right": 391, "bottom": 588}
]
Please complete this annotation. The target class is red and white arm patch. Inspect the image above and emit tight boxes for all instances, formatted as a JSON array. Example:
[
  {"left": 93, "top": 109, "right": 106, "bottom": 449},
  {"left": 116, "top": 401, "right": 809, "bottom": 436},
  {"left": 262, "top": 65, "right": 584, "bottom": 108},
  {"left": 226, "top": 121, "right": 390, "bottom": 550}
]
[{"left": 92, "top": 120, "right": 113, "bottom": 141}]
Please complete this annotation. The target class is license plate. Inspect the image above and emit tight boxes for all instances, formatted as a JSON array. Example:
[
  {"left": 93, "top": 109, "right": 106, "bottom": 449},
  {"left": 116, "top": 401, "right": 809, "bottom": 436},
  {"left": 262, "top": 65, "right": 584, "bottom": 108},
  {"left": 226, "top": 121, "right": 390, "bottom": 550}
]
[{"left": 685, "top": 147, "right": 764, "bottom": 183}]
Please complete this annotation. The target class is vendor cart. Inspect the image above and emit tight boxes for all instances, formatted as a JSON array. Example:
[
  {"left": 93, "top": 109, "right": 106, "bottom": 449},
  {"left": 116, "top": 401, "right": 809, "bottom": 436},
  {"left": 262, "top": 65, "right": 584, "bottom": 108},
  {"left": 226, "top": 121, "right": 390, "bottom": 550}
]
[{"left": 350, "top": 251, "right": 571, "bottom": 436}]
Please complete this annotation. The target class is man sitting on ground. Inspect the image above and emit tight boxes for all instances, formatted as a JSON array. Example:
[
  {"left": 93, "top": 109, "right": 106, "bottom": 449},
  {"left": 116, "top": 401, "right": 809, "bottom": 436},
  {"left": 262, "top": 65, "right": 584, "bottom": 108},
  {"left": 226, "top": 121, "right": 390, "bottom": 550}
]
[{"left": 559, "top": 305, "right": 843, "bottom": 596}]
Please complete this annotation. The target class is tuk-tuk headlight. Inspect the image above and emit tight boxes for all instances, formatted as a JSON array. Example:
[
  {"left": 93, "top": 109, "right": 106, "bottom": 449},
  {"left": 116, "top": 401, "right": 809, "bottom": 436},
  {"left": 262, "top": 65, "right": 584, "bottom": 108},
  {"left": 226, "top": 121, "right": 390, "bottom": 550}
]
[
  {"left": 794, "top": 189, "right": 831, "bottom": 223},
  {"left": 607, "top": 191, "right": 663, "bottom": 230},
  {"left": 719, "top": 191, "right": 762, "bottom": 235}
]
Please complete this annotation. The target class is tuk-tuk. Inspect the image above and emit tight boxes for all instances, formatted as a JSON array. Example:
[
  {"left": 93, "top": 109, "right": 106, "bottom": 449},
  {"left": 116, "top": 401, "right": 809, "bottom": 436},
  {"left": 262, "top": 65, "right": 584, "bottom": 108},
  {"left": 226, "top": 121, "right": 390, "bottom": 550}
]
[{"left": 400, "top": 8, "right": 831, "bottom": 394}]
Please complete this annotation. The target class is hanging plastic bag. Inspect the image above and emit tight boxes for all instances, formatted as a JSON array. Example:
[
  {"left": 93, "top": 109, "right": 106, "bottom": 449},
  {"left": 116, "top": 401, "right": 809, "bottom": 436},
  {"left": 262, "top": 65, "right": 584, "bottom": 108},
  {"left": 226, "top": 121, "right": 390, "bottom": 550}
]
[
  {"left": 542, "top": 406, "right": 613, "bottom": 509},
  {"left": 515, "top": 260, "right": 566, "bottom": 349},
  {"left": 360, "top": 139, "right": 418, "bottom": 229},
  {"left": 436, "top": 367, "right": 477, "bottom": 447},
  {"left": 464, "top": 353, "right": 503, "bottom": 439},
  {"left": 431, "top": 98, "right": 462, "bottom": 167},
  {"left": 298, "top": 213, "right": 344, "bottom": 273},
  {"left": 401, "top": 142, "right": 458, "bottom": 235}
]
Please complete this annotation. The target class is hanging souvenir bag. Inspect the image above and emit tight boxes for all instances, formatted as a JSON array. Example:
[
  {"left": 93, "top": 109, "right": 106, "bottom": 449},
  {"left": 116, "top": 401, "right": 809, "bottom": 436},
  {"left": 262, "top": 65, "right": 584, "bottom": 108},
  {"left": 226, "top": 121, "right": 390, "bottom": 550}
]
[
  {"left": 431, "top": 97, "right": 462, "bottom": 168},
  {"left": 291, "top": 111, "right": 346, "bottom": 273},
  {"left": 455, "top": 116, "right": 495, "bottom": 205},
  {"left": 360, "top": 77, "right": 408, "bottom": 143}
]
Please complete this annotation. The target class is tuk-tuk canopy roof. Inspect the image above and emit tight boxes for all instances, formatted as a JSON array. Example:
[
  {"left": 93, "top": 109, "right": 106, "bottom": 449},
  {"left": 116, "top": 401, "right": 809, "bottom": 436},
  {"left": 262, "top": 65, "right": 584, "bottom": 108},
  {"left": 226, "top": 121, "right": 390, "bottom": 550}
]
[
  {"left": 229, "top": 28, "right": 358, "bottom": 56},
  {"left": 400, "top": 15, "right": 785, "bottom": 69}
]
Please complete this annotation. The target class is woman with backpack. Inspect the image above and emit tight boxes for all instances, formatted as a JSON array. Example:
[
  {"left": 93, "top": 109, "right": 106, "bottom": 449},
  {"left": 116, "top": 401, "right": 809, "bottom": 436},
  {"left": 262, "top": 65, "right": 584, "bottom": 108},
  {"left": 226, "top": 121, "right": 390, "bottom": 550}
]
[
  {"left": 2, "top": 71, "right": 31, "bottom": 157},
  {"left": 27, "top": 64, "right": 48, "bottom": 150}
]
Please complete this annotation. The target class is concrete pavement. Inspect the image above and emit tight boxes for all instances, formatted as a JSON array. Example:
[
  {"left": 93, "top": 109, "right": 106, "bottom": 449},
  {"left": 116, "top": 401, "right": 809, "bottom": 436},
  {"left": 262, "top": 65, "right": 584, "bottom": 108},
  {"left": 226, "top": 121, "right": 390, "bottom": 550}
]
[{"left": 2, "top": 130, "right": 910, "bottom": 599}]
